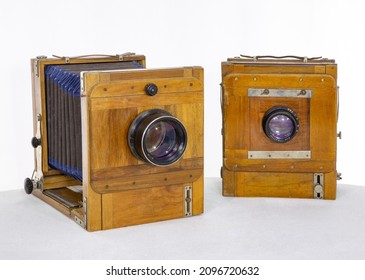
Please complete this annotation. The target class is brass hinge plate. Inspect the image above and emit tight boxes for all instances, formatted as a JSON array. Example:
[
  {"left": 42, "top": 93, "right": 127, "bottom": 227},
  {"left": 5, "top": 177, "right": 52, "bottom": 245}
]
[
  {"left": 314, "top": 173, "right": 324, "bottom": 199},
  {"left": 35, "top": 56, "right": 47, "bottom": 77},
  {"left": 74, "top": 216, "right": 85, "bottom": 229},
  {"left": 184, "top": 186, "right": 192, "bottom": 217}
]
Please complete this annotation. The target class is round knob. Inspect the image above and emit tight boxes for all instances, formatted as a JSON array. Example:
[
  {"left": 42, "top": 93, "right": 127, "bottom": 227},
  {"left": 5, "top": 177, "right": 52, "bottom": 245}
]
[
  {"left": 24, "top": 178, "right": 34, "bottom": 194},
  {"left": 31, "top": 137, "right": 41, "bottom": 148},
  {"left": 145, "top": 83, "right": 158, "bottom": 96}
]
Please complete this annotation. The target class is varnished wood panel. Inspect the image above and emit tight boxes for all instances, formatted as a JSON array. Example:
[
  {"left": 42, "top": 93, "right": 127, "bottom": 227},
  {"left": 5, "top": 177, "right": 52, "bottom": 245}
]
[
  {"left": 43, "top": 174, "right": 81, "bottom": 190},
  {"left": 310, "top": 87, "right": 337, "bottom": 161},
  {"left": 222, "top": 168, "right": 236, "bottom": 196},
  {"left": 92, "top": 168, "right": 203, "bottom": 193},
  {"left": 91, "top": 158, "right": 203, "bottom": 181},
  {"left": 90, "top": 158, "right": 203, "bottom": 193},
  {"left": 108, "top": 68, "right": 188, "bottom": 81},
  {"left": 101, "top": 176, "right": 204, "bottom": 230},
  {"left": 192, "top": 175, "right": 204, "bottom": 215},
  {"left": 90, "top": 77, "right": 203, "bottom": 98},
  {"left": 227, "top": 170, "right": 336, "bottom": 200},
  {"left": 324, "top": 171, "right": 337, "bottom": 199},
  {"left": 222, "top": 88, "right": 249, "bottom": 151},
  {"left": 170, "top": 103, "right": 204, "bottom": 159},
  {"left": 234, "top": 172, "right": 314, "bottom": 198},
  {"left": 102, "top": 185, "right": 185, "bottom": 229},
  {"left": 90, "top": 107, "right": 138, "bottom": 169}
]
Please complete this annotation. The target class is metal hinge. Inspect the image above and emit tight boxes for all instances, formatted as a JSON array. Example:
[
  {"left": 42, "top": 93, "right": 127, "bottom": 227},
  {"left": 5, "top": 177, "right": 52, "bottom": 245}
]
[
  {"left": 313, "top": 173, "right": 324, "bottom": 199},
  {"left": 118, "top": 52, "right": 136, "bottom": 61},
  {"left": 74, "top": 216, "right": 85, "bottom": 229},
  {"left": 184, "top": 186, "right": 193, "bottom": 217},
  {"left": 35, "top": 56, "right": 47, "bottom": 77},
  {"left": 83, "top": 196, "right": 87, "bottom": 220},
  {"left": 83, "top": 197, "right": 87, "bottom": 214},
  {"left": 80, "top": 75, "right": 85, "bottom": 97}
]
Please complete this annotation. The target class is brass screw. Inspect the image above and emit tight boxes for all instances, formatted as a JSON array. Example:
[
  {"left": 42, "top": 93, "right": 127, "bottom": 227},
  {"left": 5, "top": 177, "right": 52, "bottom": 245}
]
[
  {"left": 261, "top": 89, "right": 270, "bottom": 95},
  {"left": 298, "top": 90, "right": 307, "bottom": 96}
]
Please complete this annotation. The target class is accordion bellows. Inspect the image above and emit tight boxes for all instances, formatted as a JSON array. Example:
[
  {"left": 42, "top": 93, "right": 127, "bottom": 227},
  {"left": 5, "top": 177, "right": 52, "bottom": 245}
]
[{"left": 44, "top": 61, "right": 143, "bottom": 181}]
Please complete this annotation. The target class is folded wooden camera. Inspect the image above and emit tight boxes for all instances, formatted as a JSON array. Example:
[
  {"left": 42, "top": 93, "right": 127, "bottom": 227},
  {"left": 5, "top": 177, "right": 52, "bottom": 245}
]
[
  {"left": 221, "top": 55, "right": 339, "bottom": 199},
  {"left": 25, "top": 54, "right": 204, "bottom": 231}
]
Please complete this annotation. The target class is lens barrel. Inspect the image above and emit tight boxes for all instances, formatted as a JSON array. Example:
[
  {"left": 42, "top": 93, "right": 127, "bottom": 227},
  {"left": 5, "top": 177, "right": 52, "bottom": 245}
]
[
  {"left": 262, "top": 106, "right": 299, "bottom": 143},
  {"left": 128, "top": 109, "right": 187, "bottom": 166}
]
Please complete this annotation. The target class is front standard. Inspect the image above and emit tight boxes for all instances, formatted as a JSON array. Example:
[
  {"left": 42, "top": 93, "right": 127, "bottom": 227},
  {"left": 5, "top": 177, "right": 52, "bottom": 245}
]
[
  {"left": 25, "top": 54, "right": 204, "bottom": 231},
  {"left": 221, "top": 55, "right": 339, "bottom": 199}
]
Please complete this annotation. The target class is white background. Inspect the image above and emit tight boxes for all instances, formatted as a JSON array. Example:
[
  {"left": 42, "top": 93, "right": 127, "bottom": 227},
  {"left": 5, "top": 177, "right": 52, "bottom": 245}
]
[{"left": 0, "top": 0, "right": 364, "bottom": 191}]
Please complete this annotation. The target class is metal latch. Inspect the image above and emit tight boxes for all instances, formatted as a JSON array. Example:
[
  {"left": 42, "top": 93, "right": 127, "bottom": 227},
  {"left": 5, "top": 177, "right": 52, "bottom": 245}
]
[
  {"left": 24, "top": 114, "right": 44, "bottom": 194},
  {"left": 34, "top": 114, "right": 44, "bottom": 186},
  {"left": 248, "top": 88, "right": 312, "bottom": 98},
  {"left": 184, "top": 186, "right": 193, "bottom": 217},
  {"left": 313, "top": 173, "right": 324, "bottom": 199}
]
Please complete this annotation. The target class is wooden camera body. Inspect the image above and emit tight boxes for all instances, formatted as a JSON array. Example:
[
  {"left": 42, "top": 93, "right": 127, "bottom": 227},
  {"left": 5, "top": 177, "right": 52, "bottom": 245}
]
[
  {"left": 25, "top": 54, "right": 204, "bottom": 231},
  {"left": 221, "top": 56, "right": 339, "bottom": 199}
]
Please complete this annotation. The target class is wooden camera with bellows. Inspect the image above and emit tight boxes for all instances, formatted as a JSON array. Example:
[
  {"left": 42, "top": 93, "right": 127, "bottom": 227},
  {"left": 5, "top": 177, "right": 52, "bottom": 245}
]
[{"left": 25, "top": 53, "right": 204, "bottom": 231}]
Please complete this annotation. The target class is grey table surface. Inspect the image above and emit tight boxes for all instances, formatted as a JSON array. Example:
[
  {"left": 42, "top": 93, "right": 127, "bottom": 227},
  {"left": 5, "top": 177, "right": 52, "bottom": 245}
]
[{"left": 1, "top": 178, "right": 364, "bottom": 260}]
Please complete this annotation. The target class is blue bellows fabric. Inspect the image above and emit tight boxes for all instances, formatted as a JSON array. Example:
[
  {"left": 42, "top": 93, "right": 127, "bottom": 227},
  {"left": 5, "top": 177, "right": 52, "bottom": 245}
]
[{"left": 45, "top": 61, "right": 143, "bottom": 181}]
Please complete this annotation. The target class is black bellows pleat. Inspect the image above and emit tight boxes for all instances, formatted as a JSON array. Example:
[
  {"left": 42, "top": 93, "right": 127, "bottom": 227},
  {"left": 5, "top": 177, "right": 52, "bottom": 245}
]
[{"left": 45, "top": 61, "right": 143, "bottom": 181}]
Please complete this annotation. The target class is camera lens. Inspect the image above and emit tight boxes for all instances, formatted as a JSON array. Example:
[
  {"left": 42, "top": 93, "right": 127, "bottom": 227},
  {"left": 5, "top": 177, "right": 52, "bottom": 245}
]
[
  {"left": 144, "top": 121, "right": 178, "bottom": 158},
  {"left": 128, "top": 109, "right": 187, "bottom": 166},
  {"left": 263, "top": 106, "right": 299, "bottom": 143}
]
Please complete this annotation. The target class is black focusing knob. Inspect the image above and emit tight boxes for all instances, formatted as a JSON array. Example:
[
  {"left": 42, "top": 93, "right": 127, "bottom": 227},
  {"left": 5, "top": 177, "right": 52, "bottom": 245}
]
[
  {"left": 24, "top": 178, "right": 34, "bottom": 194},
  {"left": 145, "top": 83, "right": 158, "bottom": 96},
  {"left": 31, "top": 137, "right": 41, "bottom": 148}
]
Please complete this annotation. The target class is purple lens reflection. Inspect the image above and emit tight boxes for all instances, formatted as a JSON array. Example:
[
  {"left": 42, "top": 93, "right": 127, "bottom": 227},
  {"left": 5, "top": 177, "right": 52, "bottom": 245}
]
[
  {"left": 268, "top": 115, "right": 294, "bottom": 140},
  {"left": 145, "top": 121, "right": 178, "bottom": 159}
]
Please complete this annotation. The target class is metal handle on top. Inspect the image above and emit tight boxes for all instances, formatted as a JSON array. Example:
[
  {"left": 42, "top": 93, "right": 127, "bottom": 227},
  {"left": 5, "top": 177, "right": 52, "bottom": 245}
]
[
  {"left": 52, "top": 52, "right": 136, "bottom": 63},
  {"left": 239, "top": 55, "right": 323, "bottom": 63}
]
